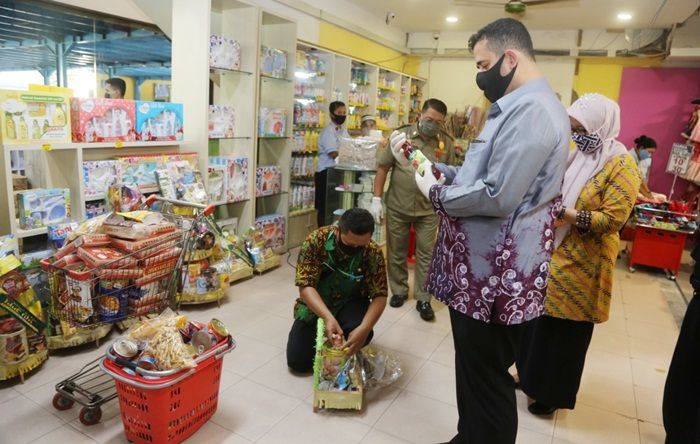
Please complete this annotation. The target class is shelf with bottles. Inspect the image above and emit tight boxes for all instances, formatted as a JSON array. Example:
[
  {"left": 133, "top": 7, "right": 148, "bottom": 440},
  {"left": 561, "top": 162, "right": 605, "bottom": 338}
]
[
  {"left": 293, "top": 99, "right": 326, "bottom": 129},
  {"left": 290, "top": 152, "right": 317, "bottom": 178},
  {"left": 289, "top": 183, "right": 315, "bottom": 215}
]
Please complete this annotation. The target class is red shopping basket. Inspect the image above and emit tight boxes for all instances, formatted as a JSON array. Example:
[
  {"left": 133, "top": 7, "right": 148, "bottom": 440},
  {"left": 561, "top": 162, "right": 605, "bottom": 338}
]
[{"left": 100, "top": 337, "right": 235, "bottom": 444}]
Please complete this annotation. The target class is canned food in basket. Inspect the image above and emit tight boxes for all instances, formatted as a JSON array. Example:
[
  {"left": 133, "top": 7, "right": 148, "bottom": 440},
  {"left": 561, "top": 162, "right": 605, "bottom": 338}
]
[
  {"left": 208, "top": 318, "right": 228, "bottom": 341},
  {"left": 191, "top": 330, "right": 216, "bottom": 355},
  {"left": 113, "top": 339, "right": 138, "bottom": 360},
  {"left": 137, "top": 353, "right": 158, "bottom": 371}
]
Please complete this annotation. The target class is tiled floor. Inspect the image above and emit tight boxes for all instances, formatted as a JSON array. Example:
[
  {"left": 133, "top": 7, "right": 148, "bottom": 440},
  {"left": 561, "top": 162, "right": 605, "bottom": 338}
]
[{"left": 0, "top": 251, "right": 685, "bottom": 444}]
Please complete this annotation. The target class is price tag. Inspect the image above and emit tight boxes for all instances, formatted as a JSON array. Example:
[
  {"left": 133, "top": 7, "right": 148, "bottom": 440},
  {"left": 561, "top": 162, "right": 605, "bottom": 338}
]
[
  {"left": 41, "top": 143, "right": 52, "bottom": 151},
  {"left": 114, "top": 141, "right": 123, "bottom": 149}
]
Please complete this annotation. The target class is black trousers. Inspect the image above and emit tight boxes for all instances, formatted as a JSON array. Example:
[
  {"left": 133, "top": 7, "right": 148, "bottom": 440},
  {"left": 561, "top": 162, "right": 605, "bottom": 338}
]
[
  {"left": 448, "top": 309, "right": 525, "bottom": 444},
  {"left": 314, "top": 169, "right": 328, "bottom": 228},
  {"left": 286, "top": 297, "right": 372, "bottom": 373},
  {"left": 663, "top": 293, "right": 700, "bottom": 444},
  {"left": 516, "top": 315, "right": 594, "bottom": 409}
]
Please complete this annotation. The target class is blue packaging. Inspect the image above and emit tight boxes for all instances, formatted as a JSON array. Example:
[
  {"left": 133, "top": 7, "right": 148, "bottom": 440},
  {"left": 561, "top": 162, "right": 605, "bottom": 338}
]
[
  {"left": 17, "top": 188, "right": 71, "bottom": 229},
  {"left": 135, "top": 101, "right": 184, "bottom": 141}
]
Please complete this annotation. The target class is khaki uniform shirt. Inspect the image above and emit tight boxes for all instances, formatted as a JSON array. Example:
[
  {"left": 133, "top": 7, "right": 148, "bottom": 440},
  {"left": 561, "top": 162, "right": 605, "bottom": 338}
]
[{"left": 377, "top": 123, "right": 457, "bottom": 216}]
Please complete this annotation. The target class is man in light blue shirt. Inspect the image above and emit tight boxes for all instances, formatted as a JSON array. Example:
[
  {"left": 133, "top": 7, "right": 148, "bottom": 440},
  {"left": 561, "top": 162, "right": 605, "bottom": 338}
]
[
  {"left": 390, "top": 18, "right": 569, "bottom": 444},
  {"left": 315, "top": 101, "right": 349, "bottom": 227}
]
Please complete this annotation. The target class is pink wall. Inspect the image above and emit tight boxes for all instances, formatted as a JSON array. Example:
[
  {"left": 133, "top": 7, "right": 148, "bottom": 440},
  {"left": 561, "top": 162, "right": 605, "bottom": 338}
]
[{"left": 618, "top": 67, "right": 700, "bottom": 199}]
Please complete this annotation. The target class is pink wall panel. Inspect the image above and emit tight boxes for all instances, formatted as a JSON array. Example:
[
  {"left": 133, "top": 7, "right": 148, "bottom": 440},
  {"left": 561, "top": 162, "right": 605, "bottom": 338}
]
[{"left": 618, "top": 67, "right": 700, "bottom": 198}]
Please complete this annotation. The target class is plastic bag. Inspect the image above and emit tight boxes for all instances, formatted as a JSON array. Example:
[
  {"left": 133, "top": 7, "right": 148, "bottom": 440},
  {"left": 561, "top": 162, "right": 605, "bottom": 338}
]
[
  {"left": 348, "top": 346, "right": 403, "bottom": 391},
  {"left": 336, "top": 137, "right": 379, "bottom": 170},
  {"left": 126, "top": 308, "right": 195, "bottom": 370}
]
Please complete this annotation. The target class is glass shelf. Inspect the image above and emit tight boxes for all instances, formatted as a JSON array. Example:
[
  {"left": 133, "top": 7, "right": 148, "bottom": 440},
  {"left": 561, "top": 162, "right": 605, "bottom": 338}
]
[
  {"left": 260, "top": 74, "right": 293, "bottom": 83},
  {"left": 209, "top": 67, "right": 254, "bottom": 76},
  {"left": 209, "top": 136, "right": 252, "bottom": 140},
  {"left": 211, "top": 199, "right": 250, "bottom": 206},
  {"left": 258, "top": 136, "right": 291, "bottom": 139},
  {"left": 289, "top": 208, "right": 315, "bottom": 217},
  {"left": 255, "top": 191, "right": 289, "bottom": 199}
]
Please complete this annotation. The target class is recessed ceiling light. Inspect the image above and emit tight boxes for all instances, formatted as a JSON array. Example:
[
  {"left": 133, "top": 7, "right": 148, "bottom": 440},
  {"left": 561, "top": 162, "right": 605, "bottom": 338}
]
[
  {"left": 445, "top": 16, "right": 459, "bottom": 23},
  {"left": 617, "top": 12, "right": 632, "bottom": 21}
]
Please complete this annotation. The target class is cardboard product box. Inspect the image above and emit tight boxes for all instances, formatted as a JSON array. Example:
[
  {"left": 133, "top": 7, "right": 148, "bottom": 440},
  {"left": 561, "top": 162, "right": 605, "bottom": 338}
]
[
  {"left": 208, "top": 105, "right": 235, "bottom": 139},
  {"left": 12, "top": 174, "right": 28, "bottom": 191},
  {"left": 258, "top": 108, "right": 287, "bottom": 137},
  {"left": 209, "top": 156, "right": 248, "bottom": 202},
  {"left": 209, "top": 35, "right": 241, "bottom": 70},
  {"left": 0, "top": 89, "right": 71, "bottom": 144},
  {"left": 255, "top": 165, "right": 282, "bottom": 197},
  {"left": 255, "top": 213, "right": 285, "bottom": 249},
  {"left": 135, "top": 101, "right": 184, "bottom": 141},
  {"left": 260, "top": 46, "right": 288, "bottom": 78},
  {"left": 115, "top": 154, "right": 165, "bottom": 193},
  {"left": 17, "top": 188, "right": 71, "bottom": 230},
  {"left": 82, "top": 160, "right": 119, "bottom": 199},
  {"left": 70, "top": 98, "right": 136, "bottom": 142}
]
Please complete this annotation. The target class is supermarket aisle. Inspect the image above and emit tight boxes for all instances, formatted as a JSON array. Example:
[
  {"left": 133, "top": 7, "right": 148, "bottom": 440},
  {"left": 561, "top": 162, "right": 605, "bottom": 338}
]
[{"left": 0, "top": 254, "right": 682, "bottom": 444}]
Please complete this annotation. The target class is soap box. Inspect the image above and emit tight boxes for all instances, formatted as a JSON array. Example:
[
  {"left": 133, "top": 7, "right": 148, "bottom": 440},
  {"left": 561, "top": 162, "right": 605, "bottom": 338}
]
[
  {"left": 258, "top": 108, "right": 287, "bottom": 137},
  {"left": 135, "top": 101, "right": 184, "bottom": 141},
  {"left": 255, "top": 165, "right": 282, "bottom": 197},
  {"left": 0, "top": 89, "right": 71, "bottom": 144},
  {"left": 210, "top": 35, "right": 242, "bottom": 70},
  {"left": 82, "top": 160, "right": 119, "bottom": 199},
  {"left": 70, "top": 98, "right": 136, "bottom": 142},
  {"left": 17, "top": 188, "right": 71, "bottom": 230},
  {"left": 208, "top": 105, "right": 235, "bottom": 138}
]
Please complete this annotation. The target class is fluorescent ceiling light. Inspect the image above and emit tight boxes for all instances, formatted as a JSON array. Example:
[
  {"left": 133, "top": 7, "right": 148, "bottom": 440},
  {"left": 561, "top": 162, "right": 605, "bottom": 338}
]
[
  {"left": 617, "top": 12, "right": 632, "bottom": 21},
  {"left": 445, "top": 16, "right": 459, "bottom": 23}
]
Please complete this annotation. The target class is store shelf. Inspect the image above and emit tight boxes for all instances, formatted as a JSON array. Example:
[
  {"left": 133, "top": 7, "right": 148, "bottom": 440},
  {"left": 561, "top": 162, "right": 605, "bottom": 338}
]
[
  {"left": 2, "top": 140, "right": 183, "bottom": 152},
  {"left": 378, "top": 86, "right": 397, "bottom": 92},
  {"left": 16, "top": 226, "right": 48, "bottom": 238},
  {"left": 348, "top": 102, "right": 368, "bottom": 108},
  {"left": 376, "top": 106, "right": 395, "bottom": 112},
  {"left": 209, "top": 136, "right": 252, "bottom": 140},
  {"left": 291, "top": 178, "right": 314, "bottom": 185},
  {"left": 255, "top": 191, "right": 289, "bottom": 199},
  {"left": 293, "top": 125, "right": 323, "bottom": 130},
  {"left": 289, "top": 208, "right": 315, "bottom": 217},
  {"left": 258, "top": 136, "right": 291, "bottom": 139},
  {"left": 260, "top": 74, "right": 293, "bottom": 83},
  {"left": 334, "top": 187, "right": 366, "bottom": 194},
  {"left": 85, "top": 193, "right": 106, "bottom": 201},
  {"left": 209, "top": 67, "right": 254, "bottom": 76},
  {"left": 212, "top": 199, "right": 250, "bottom": 206},
  {"left": 294, "top": 96, "right": 325, "bottom": 103}
]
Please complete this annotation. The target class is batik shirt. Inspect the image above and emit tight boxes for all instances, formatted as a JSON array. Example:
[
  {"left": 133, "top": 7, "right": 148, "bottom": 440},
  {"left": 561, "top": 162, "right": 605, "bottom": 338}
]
[
  {"left": 427, "top": 77, "right": 570, "bottom": 325},
  {"left": 294, "top": 225, "right": 388, "bottom": 321}
]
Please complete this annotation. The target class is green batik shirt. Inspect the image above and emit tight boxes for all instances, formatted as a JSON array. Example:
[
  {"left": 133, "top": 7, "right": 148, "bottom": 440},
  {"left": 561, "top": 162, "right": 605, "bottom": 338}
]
[
  {"left": 294, "top": 225, "right": 388, "bottom": 322},
  {"left": 377, "top": 123, "right": 458, "bottom": 216}
]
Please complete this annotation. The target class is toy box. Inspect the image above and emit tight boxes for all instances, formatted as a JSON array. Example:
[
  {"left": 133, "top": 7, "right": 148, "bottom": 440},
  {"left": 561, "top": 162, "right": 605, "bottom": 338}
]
[
  {"left": 156, "top": 162, "right": 207, "bottom": 204},
  {"left": 256, "top": 165, "right": 282, "bottom": 197},
  {"left": 135, "top": 101, "right": 184, "bottom": 141},
  {"left": 208, "top": 105, "right": 235, "bottom": 138},
  {"left": 0, "top": 89, "right": 71, "bottom": 144},
  {"left": 70, "top": 98, "right": 136, "bottom": 142},
  {"left": 260, "top": 46, "right": 288, "bottom": 79},
  {"left": 209, "top": 156, "right": 248, "bottom": 202},
  {"left": 82, "top": 160, "right": 119, "bottom": 199},
  {"left": 210, "top": 35, "right": 241, "bottom": 70},
  {"left": 116, "top": 154, "right": 164, "bottom": 193},
  {"left": 255, "top": 213, "right": 285, "bottom": 249},
  {"left": 258, "top": 108, "right": 287, "bottom": 137},
  {"left": 17, "top": 188, "right": 71, "bottom": 230}
]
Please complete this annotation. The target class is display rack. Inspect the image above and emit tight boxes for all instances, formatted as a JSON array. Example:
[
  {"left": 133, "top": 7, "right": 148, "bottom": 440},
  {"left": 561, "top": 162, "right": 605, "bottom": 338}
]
[
  {"left": 208, "top": 0, "right": 259, "bottom": 234},
  {"left": 348, "top": 62, "right": 378, "bottom": 132},
  {"left": 376, "top": 68, "right": 400, "bottom": 132},
  {"left": 255, "top": 10, "right": 296, "bottom": 254},
  {"left": 409, "top": 79, "right": 426, "bottom": 124}
]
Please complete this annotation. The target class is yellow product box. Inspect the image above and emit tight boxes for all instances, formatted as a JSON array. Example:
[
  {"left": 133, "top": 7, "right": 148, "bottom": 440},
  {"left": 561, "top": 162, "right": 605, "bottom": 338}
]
[{"left": 0, "top": 89, "right": 71, "bottom": 144}]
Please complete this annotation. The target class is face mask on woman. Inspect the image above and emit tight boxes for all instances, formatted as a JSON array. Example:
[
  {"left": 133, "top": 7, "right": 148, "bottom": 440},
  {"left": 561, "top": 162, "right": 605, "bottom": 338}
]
[
  {"left": 638, "top": 149, "right": 651, "bottom": 161},
  {"left": 331, "top": 113, "right": 346, "bottom": 125},
  {"left": 572, "top": 132, "right": 603, "bottom": 154}
]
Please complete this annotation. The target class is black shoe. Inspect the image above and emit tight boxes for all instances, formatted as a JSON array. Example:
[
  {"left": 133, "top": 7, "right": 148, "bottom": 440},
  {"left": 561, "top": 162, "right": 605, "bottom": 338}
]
[
  {"left": 528, "top": 401, "right": 557, "bottom": 416},
  {"left": 389, "top": 294, "right": 407, "bottom": 307},
  {"left": 416, "top": 301, "right": 435, "bottom": 321}
]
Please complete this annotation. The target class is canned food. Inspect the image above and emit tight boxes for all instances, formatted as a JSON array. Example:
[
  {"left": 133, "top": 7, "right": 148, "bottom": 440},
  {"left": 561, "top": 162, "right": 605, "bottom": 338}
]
[
  {"left": 137, "top": 353, "right": 158, "bottom": 371},
  {"left": 208, "top": 318, "right": 229, "bottom": 341},
  {"left": 180, "top": 321, "right": 206, "bottom": 341},
  {"left": 113, "top": 339, "right": 138, "bottom": 360},
  {"left": 191, "top": 330, "right": 216, "bottom": 355}
]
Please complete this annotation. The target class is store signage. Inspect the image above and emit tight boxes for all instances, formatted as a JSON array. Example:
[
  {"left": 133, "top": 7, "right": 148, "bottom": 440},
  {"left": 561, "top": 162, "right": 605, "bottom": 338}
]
[{"left": 666, "top": 143, "right": 694, "bottom": 176}]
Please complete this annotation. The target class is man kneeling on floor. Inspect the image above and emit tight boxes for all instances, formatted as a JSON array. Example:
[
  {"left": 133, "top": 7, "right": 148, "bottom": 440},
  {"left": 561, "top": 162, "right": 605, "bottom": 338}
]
[{"left": 286, "top": 208, "right": 388, "bottom": 373}]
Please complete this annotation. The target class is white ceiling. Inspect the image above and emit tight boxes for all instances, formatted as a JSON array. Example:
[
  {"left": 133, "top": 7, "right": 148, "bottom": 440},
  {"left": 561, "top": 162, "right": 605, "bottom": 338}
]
[{"left": 350, "top": 0, "right": 700, "bottom": 32}]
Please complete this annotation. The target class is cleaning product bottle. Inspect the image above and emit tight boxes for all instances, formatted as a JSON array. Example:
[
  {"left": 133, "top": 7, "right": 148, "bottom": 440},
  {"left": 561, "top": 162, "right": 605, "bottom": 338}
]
[
  {"left": 401, "top": 140, "right": 442, "bottom": 180},
  {"left": 53, "top": 104, "right": 66, "bottom": 127},
  {"left": 18, "top": 116, "right": 28, "bottom": 140},
  {"left": 5, "top": 113, "right": 16, "bottom": 139}
]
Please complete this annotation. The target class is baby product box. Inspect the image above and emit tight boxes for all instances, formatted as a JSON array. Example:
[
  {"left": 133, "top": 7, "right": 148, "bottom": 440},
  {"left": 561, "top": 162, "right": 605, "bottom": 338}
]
[
  {"left": 258, "top": 108, "right": 287, "bottom": 137},
  {"left": 255, "top": 214, "right": 285, "bottom": 249},
  {"left": 209, "top": 35, "right": 241, "bottom": 70},
  {"left": 256, "top": 165, "right": 282, "bottom": 197},
  {"left": 116, "top": 154, "right": 165, "bottom": 193},
  {"left": 210, "top": 156, "right": 248, "bottom": 202},
  {"left": 135, "top": 101, "right": 184, "bottom": 141},
  {"left": 0, "top": 89, "right": 71, "bottom": 144},
  {"left": 82, "top": 160, "right": 119, "bottom": 200},
  {"left": 208, "top": 105, "right": 235, "bottom": 138},
  {"left": 260, "top": 46, "right": 288, "bottom": 79},
  {"left": 70, "top": 98, "right": 136, "bottom": 142},
  {"left": 17, "top": 188, "right": 71, "bottom": 230}
]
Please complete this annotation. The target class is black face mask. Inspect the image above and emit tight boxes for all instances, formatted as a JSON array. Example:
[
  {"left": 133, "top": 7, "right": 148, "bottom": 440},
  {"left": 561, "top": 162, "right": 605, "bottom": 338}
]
[
  {"left": 475, "top": 54, "right": 517, "bottom": 103},
  {"left": 331, "top": 114, "right": 346, "bottom": 125},
  {"left": 337, "top": 238, "right": 361, "bottom": 256}
]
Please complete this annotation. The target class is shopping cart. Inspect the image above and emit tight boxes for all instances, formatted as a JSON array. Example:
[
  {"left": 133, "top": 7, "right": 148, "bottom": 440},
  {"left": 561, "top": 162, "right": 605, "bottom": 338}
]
[
  {"left": 100, "top": 335, "right": 236, "bottom": 443},
  {"left": 52, "top": 356, "right": 117, "bottom": 425}
]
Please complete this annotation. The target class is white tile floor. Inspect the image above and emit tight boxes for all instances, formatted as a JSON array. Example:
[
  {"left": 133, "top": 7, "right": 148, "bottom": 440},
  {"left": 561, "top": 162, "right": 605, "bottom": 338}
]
[{"left": 0, "top": 252, "right": 684, "bottom": 444}]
